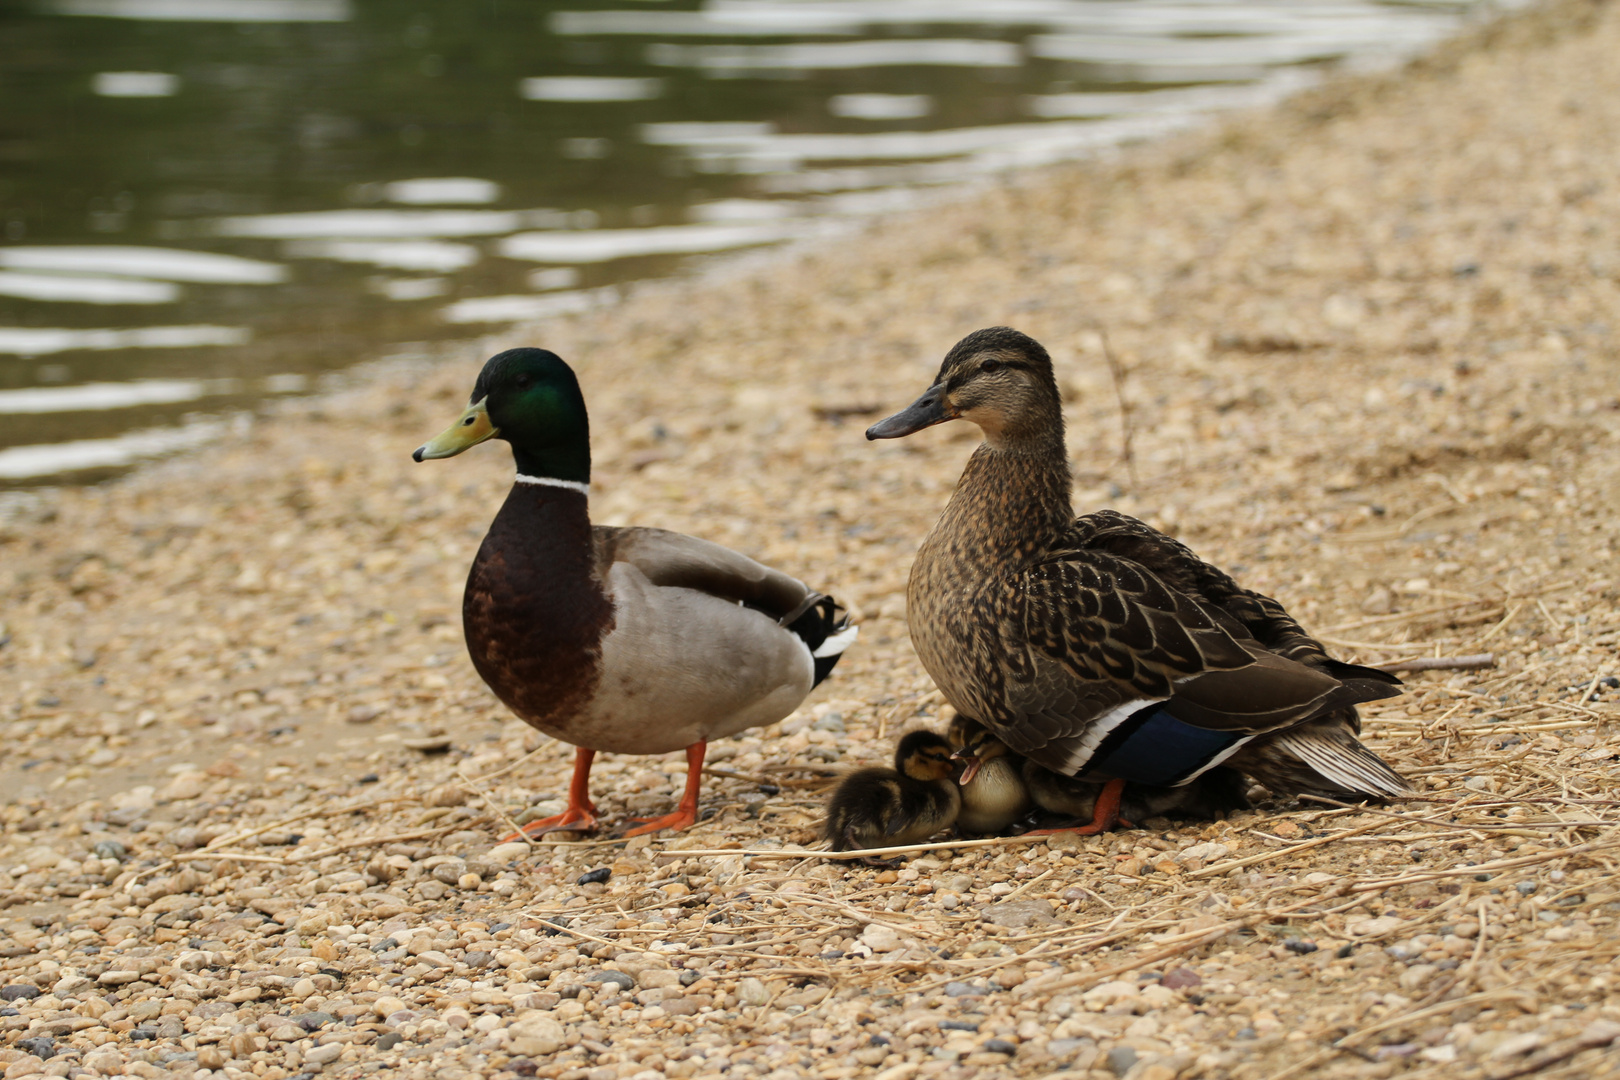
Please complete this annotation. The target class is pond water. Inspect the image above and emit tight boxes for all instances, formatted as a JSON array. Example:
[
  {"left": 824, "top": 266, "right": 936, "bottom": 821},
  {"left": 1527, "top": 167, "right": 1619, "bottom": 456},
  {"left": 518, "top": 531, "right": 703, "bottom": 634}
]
[{"left": 0, "top": 0, "right": 1508, "bottom": 485}]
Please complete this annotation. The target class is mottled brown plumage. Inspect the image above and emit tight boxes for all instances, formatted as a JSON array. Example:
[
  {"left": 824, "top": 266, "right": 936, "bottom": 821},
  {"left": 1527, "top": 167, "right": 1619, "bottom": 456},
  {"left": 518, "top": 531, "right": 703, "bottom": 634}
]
[{"left": 867, "top": 328, "right": 1412, "bottom": 809}]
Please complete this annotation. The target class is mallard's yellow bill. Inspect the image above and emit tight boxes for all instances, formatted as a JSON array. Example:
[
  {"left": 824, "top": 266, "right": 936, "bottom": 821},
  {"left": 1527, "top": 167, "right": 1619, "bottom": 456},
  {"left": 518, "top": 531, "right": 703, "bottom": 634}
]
[{"left": 414, "top": 396, "right": 498, "bottom": 461}]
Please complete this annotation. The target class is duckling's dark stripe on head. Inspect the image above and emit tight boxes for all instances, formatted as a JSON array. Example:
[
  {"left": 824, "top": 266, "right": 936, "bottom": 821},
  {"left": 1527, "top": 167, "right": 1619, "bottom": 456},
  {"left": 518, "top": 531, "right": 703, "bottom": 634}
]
[{"left": 1080, "top": 706, "right": 1253, "bottom": 788}]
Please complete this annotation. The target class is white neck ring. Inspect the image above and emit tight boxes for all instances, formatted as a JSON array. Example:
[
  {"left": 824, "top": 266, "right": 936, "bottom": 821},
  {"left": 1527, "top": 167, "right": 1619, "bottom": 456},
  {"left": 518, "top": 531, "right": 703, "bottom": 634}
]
[{"left": 515, "top": 474, "right": 590, "bottom": 496}]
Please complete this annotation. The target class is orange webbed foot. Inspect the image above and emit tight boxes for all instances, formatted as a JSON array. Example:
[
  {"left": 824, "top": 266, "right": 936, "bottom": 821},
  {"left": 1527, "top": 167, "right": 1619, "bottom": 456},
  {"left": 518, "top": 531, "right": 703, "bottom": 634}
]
[
  {"left": 1025, "top": 778, "right": 1134, "bottom": 836},
  {"left": 501, "top": 805, "right": 599, "bottom": 841},
  {"left": 618, "top": 807, "right": 698, "bottom": 838}
]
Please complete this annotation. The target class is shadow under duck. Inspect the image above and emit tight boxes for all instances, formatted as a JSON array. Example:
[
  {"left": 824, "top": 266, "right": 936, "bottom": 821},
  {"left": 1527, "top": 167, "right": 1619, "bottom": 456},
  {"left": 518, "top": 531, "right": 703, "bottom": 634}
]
[
  {"left": 1022, "top": 757, "right": 1250, "bottom": 829},
  {"left": 825, "top": 730, "right": 961, "bottom": 859},
  {"left": 867, "top": 327, "right": 1411, "bottom": 833},
  {"left": 950, "top": 712, "right": 1248, "bottom": 832},
  {"left": 945, "top": 712, "right": 1033, "bottom": 835},
  {"left": 415, "top": 348, "right": 856, "bottom": 838}
]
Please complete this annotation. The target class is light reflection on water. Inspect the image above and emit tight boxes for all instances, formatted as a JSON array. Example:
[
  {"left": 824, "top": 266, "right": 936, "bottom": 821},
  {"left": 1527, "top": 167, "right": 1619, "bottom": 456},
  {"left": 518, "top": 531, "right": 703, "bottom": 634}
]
[{"left": 0, "top": 0, "right": 1511, "bottom": 484}]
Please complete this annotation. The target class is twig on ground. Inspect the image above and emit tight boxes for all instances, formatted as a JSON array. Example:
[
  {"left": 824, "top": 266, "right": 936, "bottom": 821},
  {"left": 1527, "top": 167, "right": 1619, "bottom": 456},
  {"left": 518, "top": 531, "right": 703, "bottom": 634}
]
[
  {"left": 457, "top": 765, "right": 535, "bottom": 849},
  {"left": 1187, "top": 819, "right": 1387, "bottom": 878},
  {"left": 1380, "top": 653, "right": 1497, "bottom": 673}
]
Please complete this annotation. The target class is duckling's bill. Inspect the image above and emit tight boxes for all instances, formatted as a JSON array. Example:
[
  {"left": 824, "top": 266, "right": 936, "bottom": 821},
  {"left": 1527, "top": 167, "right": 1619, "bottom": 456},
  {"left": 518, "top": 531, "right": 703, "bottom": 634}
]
[
  {"left": 952, "top": 748, "right": 983, "bottom": 785},
  {"left": 414, "top": 396, "right": 498, "bottom": 461},
  {"left": 866, "top": 383, "right": 953, "bottom": 440}
]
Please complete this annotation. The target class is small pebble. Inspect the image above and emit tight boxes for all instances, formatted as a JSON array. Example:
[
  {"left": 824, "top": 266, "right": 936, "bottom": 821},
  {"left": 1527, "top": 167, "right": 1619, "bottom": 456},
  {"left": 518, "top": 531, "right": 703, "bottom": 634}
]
[
  {"left": 982, "top": 1038, "right": 1017, "bottom": 1055},
  {"left": 295, "top": 1012, "right": 336, "bottom": 1031},
  {"left": 1107, "top": 1046, "right": 1139, "bottom": 1075},
  {"left": 1285, "top": 941, "right": 1319, "bottom": 955},
  {"left": 18, "top": 1037, "right": 55, "bottom": 1059},
  {"left": 586, "top": 970, "right": 634, "bottom": 991},
  {"left": 939, "top": 1019, "right": 980, "bottom": 1032},
  {"left": 1517, "top": 881, "right": 1538, "bottom": 895},
  {"left": 376, "top": 1032, "right": 404, "bottom": 1051},
  {"left": 91, "top": 839, "right": 127, "bottom": 861},
  {"left": 944, "top": 981, "right": 986, "bottom": 997},
  {"left": 577, "top": 867, "right": 611, "bottom": 886},
  {"left": 0, "top": 985, "right": 41, "bottom": 1002}
]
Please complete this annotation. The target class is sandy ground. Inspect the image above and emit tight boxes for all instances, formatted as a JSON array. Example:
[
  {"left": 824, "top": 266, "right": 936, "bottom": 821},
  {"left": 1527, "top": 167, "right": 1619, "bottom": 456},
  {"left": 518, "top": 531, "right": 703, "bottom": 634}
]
[{"left": 4, "top": 2, "right": 1620, "bottom": 1078}]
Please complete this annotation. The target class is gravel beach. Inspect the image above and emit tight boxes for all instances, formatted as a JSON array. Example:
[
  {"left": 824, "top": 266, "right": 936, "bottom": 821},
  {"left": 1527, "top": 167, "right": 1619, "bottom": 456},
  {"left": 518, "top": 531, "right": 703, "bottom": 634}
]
[{"left": 4, "top": 2, "right": 1620, "bottom": 1079}]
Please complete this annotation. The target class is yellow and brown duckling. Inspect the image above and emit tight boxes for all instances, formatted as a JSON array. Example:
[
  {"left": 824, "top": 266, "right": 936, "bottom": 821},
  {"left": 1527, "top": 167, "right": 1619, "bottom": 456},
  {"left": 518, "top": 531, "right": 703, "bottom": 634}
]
[
  {"left": 867, "top": 327, "right": 1411, "bottom": 835},
  {"left": 415, "top": 348, "right": 857, "bottom": 838},
  {"left": 946, "top": 714, "right": 1033, "bottom": 836},
  {"left": 825, "top": 730, "right": 961, "bottom": 858}
]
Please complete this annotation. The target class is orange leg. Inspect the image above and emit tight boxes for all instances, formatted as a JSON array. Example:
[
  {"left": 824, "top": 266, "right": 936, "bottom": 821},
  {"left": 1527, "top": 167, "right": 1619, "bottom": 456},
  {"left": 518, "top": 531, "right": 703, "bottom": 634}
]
[
  {"left": 1027, "top": 777, "right": 1136, "bottom": 836},
  {"left": 502, "top": 747, "right": 599, "bottom": 839},
  {"left": 622, "top": 742, "right": 706, "bottom": 837}
]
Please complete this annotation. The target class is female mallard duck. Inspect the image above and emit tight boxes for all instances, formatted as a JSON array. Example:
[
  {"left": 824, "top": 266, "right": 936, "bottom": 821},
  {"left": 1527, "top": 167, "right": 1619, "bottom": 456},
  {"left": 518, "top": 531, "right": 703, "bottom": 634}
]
[
  {"left": 415, "top": 347, "right": 856, "bottom": 837},
  {"left": 825, "top": 730, "right": 960, "bottom": 855},
  {"left": 945, "top": 713, "right": 1033, "bottom": 835},
  {"left": 866, "top": 327, "right": 1411, "bottom": 833}
]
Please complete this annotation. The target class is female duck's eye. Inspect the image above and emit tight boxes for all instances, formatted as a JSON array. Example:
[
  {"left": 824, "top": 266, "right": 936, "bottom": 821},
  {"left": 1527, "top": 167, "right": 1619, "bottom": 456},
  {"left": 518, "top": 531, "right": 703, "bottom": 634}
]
[{"left": 980, "top": 359, "right": 1002, "bottom": 374}]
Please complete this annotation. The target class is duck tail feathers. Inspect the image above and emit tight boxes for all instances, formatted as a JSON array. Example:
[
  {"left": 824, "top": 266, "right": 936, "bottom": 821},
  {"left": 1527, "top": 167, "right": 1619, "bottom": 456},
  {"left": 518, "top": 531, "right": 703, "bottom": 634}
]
[
  {"left": 782, "top": 593, "right": 857, "bottom": 686},
  {"left": 1317, "top": 659, "right": 1404, "bottom": 702},
  {"left": 814, "top": 623, "right": 859, "bottom": 660},
  {"left": 1267, "top": 726, "right": 1413, "bottom": 799}
]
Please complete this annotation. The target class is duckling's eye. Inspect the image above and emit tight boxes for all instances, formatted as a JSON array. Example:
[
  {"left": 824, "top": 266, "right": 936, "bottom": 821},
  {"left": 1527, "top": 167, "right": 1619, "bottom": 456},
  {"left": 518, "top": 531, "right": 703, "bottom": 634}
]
[{"left": 979, "top": 358, "right": 1002, "bottom": 375}]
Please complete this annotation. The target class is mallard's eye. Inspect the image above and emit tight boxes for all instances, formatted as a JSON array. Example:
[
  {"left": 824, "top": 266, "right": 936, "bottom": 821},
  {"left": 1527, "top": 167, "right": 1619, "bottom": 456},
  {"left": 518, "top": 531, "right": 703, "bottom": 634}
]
[
  {"left": 462, "top": 415, "right": 476, "bottom": 426},
  {"left": 979, "top": 358, "right": 1002, "bottom": 374}
]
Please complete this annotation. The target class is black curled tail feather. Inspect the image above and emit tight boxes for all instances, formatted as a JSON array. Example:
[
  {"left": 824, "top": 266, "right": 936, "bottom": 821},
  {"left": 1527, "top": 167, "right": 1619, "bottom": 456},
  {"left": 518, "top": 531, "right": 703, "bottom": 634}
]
[{"left": 782, "top": 593, "right": 858, "bottom": 687}]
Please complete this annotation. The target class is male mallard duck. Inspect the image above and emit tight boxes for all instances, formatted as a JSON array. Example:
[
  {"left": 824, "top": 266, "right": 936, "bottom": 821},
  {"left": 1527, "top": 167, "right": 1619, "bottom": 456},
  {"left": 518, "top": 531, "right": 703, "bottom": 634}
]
[
  {"left": 866, "top": 327, "right": 1411, "bottom": 833},
  {"left": 825, "top": 730, "right": 960, "bottom": 856},
  {"left": 415, "top": 347, "right": 857, "bottom": 837},
  {"left": 945, "top": 713, "right": 1033, "bottom": 835}
]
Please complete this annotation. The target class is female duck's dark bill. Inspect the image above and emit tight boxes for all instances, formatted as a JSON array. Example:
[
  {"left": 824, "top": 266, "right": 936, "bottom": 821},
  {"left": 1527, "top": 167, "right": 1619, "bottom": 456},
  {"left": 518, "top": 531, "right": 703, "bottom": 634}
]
[
  {"left": 414, "top": 396, "right": 498, "bottom": 461},
  {"left": 866, "top": 384, "right": 953, "bottom": 440}
]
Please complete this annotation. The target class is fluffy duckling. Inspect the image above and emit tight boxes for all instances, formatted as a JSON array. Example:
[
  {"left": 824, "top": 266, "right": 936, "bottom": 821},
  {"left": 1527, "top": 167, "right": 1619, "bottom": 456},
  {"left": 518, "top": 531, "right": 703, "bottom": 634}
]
[
  {"left": 826, "top": 731, "right": 961, "bottom": 857},
  {"left": 1022, "top": 762, "right": 1249, "bottom": 831},
  {"left": 946, "top": 714, "right": 1033, "bottom": 835}
]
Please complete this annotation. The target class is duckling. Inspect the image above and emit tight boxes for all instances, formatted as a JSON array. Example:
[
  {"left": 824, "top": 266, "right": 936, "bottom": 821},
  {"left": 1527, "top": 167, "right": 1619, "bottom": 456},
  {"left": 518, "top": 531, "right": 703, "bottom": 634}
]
[
  {"left": 414, "top": 347, "right": 857, "bottom": 838},
  {"left": 867, "top": 327, "right": 1410, "bottom": 834},
  {"left": 1022, "top": 762, "right": 1249, "bottom": 831},
  {"left": 946, "top": 713, "right": 1033, "bottom": 835},
  {"left": 826, "top": 730, "right": 960, "bottom": 858}
]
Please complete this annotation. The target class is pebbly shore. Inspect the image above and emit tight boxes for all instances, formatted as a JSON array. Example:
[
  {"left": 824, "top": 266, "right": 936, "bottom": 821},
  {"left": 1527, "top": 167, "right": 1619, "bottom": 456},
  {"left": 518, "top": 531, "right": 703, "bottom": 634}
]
[{"left": 4, "top": 2, "right": 1620, "bottom": 1079}]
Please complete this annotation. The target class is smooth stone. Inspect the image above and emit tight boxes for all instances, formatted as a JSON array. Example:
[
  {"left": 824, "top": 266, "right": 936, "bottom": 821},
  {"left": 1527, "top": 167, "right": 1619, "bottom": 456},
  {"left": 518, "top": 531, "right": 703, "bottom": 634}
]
[
  {"left": 586, "top": 970, "right": 634, "bottom": 991},
  {"left": 1107, "top": 1046, "right": 1139, "bottom": 1076}
]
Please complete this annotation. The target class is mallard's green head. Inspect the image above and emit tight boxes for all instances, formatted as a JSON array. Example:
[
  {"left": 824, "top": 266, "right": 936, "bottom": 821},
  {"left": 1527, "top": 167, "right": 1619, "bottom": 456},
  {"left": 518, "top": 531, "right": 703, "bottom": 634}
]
[
  {"left": 414, "top": 347, "right": 591, "bottom": 484},
  {"left": 866, "top": 327, "right": 1063, "bottom": 448}
]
